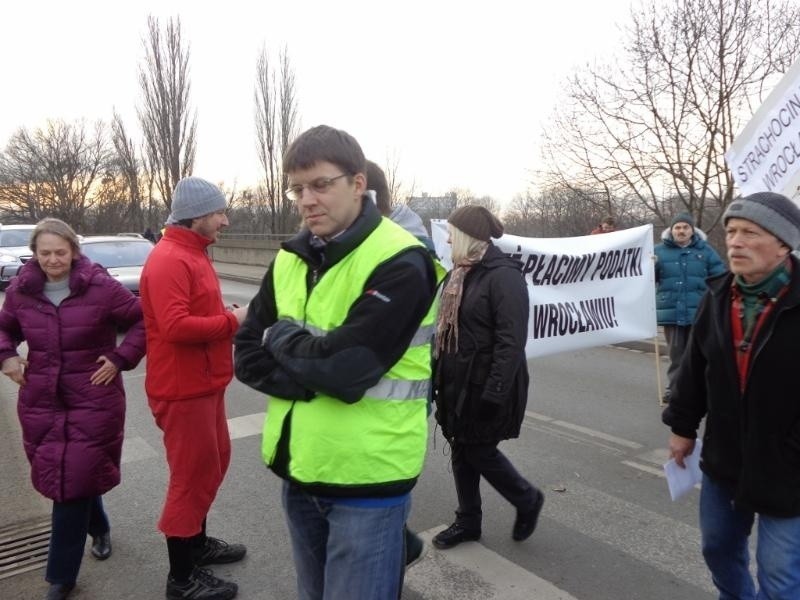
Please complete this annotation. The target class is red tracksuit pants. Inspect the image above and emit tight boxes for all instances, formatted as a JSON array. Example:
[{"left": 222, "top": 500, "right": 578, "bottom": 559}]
[{"left": 148, "top": 390, "right": 231, "bottom": 537}]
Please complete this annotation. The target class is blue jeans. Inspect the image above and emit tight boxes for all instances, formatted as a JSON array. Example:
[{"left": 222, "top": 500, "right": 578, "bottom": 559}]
[
  {"left": 46, "top": 496, "right": 109, "bottom": 585},
  {"left": 700, "top": 474, "right": 800, "bottom": 599},
  {"left": 282, "top": 481, "right": 409, "bottom": 600}
]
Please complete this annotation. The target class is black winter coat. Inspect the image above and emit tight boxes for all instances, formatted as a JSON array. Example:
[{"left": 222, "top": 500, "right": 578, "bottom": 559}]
[
  {"left": 662, "top": 255, "right": 800, "bottom": 517},
  {"left": 433, "top": 244, "right": 529, "bottom": 444}
]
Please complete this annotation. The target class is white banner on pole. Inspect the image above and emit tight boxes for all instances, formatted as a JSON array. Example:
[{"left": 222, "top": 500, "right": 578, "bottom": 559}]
[
  {"left": 431, "top": 221, "right": 657, "bottom": 358},
  {"left": 725, "top": 56, "right": 800, "bottom": 201}
]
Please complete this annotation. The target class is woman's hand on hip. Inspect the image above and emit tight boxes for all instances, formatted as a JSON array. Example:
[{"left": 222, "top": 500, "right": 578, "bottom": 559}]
[
  {"left": 1, "top": 356, "right": 27, "bottom": 386},
  {"left": 91, "top": 355, "right": 119, "bottom": 386}
]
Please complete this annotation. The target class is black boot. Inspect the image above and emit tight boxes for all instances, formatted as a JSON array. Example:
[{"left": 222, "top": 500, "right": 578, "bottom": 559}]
[
  {"left": 91, "top": 532, "right": 112, "bottom": 560},
  {"left": 45, "top": 583, "right": 75, "bottom": 600},
  {"left": 513, "top": 490, "right": 545, "bottom": 541},
  {"left": 166, "top": 567, "right": 238, "bottom": 600},
  {"left": 432, "top": 523, "right": 481, "bottom": 549},
  {"left": 192, "top": 537, "right": 246, "bottom": 567}
]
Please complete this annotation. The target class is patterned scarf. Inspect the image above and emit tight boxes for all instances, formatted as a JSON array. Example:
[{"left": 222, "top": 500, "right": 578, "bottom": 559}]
[{"left": 434, "top": 244, "right": 488, "bottom": 357}]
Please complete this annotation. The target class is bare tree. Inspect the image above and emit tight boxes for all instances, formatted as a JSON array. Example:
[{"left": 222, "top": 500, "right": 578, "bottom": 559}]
[
  {"left": 0, "top": 119, "right": 109, "bottom": 228},
  {"left": 541, "top": 0, "right": 800, "bottom": 232},
  {"left": 403, "top": 188, "right": 501, "bottom": 233},
  {"left": 504, "top": 186, "right": 617, "bottom": 237},
  {"left": 406, "top": 193, "right": 459, "bottom": 231},
  {"left": 254, "top": 45, "right": 299, "bottom": 234},
  {"left": 138, "top": 15, "right": 197, "bottom": 210},
  {"left": 504, "top": 184, "right": 656, "bottom": 238},
  {"left": 109, "top": 111, "right": 148, "bottom": 230},
  {"left": 503, "top": 192, "right": 541, "bottom": 237},
  {"left": 447, "top": 187, "right": 500, "bottom": 214},
  {"left": 383, "top": 150, "right": 416, "bottom": 206}
]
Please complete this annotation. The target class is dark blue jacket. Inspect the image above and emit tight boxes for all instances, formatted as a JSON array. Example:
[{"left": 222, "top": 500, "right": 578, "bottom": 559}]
[{"left": 654, "top": 230, "right": 725, "bottom": 326}]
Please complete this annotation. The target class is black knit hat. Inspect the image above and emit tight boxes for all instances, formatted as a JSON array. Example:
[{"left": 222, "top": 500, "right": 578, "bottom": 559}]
[
  {"left": 448, "top": 205, "right": 504, "bottom": 242},
  {"left": 723, "top": 192, "right": 800, "bottom": 250}
]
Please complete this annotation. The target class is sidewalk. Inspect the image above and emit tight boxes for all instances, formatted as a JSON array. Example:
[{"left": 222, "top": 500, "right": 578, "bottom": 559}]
[{"left": 212, "top": 261, "right": 668, "bottom": 356}]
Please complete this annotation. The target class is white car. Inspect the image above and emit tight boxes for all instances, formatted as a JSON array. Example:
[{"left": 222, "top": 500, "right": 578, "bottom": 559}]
[
  {"left": 79, "top": 235, "right": 155, "bottom": 295},
  {"left": 0, "top": 224, "right": 37, "bottom": 290}
]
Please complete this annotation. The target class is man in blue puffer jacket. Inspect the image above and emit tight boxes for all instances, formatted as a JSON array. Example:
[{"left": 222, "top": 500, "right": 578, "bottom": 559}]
[{"left": 655, "top": 212, "right": 726, "bottom": 403}]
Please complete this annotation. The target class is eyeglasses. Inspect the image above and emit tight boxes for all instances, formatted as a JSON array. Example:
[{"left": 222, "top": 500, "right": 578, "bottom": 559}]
[{"left": 284, "top": 173, "right": 349, "bottom": 201}]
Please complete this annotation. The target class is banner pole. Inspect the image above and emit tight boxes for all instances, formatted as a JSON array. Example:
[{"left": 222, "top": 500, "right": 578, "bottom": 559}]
[{"left": 655, "top": 329, "right": 665, "bottom": 407}]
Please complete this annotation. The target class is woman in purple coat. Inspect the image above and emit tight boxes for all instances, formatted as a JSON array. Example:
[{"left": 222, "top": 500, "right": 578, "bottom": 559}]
[{"left": 0, "top": 218, "right": 145, "bottom": 600}]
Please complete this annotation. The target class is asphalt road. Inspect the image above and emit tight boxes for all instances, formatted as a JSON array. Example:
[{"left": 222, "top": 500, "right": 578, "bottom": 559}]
[{"left": 0, "top": 280, "right": 714, "bottom": 600}]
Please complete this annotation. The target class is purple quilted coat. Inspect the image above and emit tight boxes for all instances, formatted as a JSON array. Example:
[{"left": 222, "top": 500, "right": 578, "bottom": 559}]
[{"left": 0, "top": 256, "right": 145, "bottom": 502}]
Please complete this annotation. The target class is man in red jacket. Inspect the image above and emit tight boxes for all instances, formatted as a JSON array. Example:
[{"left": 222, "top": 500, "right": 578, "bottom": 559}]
[{"left": 140, "top": 177, "right": 248, "bottom": 600}]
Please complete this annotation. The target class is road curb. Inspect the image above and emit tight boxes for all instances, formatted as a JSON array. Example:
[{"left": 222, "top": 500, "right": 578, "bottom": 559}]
[{"left": 613, "top": 340, "right": 667, "bottom": 355}]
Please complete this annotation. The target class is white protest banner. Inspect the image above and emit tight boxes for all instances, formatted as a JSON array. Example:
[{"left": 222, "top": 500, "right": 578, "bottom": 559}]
[
  {"left": 431, "top": 221, "right": 656, "bottom": 358},
  {"left": 725, "top": 56, "right": 800, "bottom": 200}
]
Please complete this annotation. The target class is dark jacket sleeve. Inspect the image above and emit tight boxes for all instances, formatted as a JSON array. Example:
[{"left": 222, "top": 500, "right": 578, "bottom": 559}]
[
  {"left": 661, "top": 295, "right": 710, "bottom": 437},
  {"left": 265, "top": 248, "right": 436, "bottom": 403},
  {"left": 706, "top": 245, "right": 726, "bottom": 277},
  {"left": 233, "top": 263, "right": 314, "bottom": 400},
  {"left": 481, "top": 267, "right": 529, "bottom": 406}
]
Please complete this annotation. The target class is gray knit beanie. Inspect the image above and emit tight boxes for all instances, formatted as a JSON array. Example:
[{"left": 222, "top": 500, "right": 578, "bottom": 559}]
[
  {"left": 166, "top": 177, "right": 227, "bottom": 224},
  {"left": 723, "top": 192, "right": 800, "bottom": 250}
]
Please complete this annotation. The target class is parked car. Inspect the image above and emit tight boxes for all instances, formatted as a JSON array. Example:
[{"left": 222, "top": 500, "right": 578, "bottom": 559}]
[
  {"left": 79, "top": 235, "right": 154, "bottom": 295},
  {"left": 0, "top": 224, "right": 37, "bottom": 290}
]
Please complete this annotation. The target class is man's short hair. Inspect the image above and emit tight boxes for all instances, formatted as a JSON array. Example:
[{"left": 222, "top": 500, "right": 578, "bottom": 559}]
[
  {"left": 175, "top": 218, "right": 194, "bottom": 229},
  {"left": 366, "top": 160, "right": 392, "bottom": 216},
  {"left": 601, "top": 215, "right": 616, "bottom": 226},
  {"left": 283, "top": 125, "right": 366, "bottom": 177}
]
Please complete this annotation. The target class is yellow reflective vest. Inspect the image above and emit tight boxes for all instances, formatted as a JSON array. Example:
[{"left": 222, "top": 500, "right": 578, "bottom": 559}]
[{"left": 263, "top": 218, "right": 437, "bottom": 495}]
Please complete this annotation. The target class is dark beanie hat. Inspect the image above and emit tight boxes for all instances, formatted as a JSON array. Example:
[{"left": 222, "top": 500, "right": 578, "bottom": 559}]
[
  {"left": 448, "top": 205, "right": 504, "bottom": 242},
  {"left": 670, "top": 212, "right": 695, "bottom": 229},
  {"left": 723, "top": 192, "right": 800, "bottom": 250}
]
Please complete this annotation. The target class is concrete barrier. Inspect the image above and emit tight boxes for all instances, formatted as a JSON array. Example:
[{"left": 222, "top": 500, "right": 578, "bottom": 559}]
[{"left": 208, "top": 238, "right": 281, "bottom": 266}]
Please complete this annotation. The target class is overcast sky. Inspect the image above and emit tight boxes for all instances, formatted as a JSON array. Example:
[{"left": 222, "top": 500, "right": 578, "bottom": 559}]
[{"left": 2, "top": 0, "right": 635, "bottom": 202}]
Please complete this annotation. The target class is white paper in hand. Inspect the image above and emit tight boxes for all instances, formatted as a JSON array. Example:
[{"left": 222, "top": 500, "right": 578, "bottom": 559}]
[{"left": 663, "top": 439, "right": 703, "bottom": 501}]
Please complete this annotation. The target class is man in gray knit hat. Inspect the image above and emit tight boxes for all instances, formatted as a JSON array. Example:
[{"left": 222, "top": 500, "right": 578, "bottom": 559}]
[
  {"left": 141, "top": 177, "right": 248, "bottom": 600},
  {"left": 663, "top": 191, "right": 800, "bottom": 599}
]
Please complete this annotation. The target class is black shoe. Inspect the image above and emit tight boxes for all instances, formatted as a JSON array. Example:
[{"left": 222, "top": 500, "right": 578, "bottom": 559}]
[
  {"left": 405, "top": 528, "right": 425, "bottom": 567},
  {"left": 46, "top": 583, "right": 75, "bottom": 600},
  {"left": 432, "top": 523, "right": 481, "bottom": 549},
  {"left": 513, "top": 490, "right": 545, "bottom": 541},
  {"left": 166, "top": 567, "right": 238, "bottom": 600},
  {"left": 193, "top": 537, "right": 247, "bottom": 566},
  {"left": 91, "top": 532, "right": 112, "bottom": 560}
]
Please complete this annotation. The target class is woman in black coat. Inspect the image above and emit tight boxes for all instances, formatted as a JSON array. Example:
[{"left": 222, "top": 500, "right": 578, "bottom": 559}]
[{"left": 432, "top": 205, "right": 544, "bottom": 549}]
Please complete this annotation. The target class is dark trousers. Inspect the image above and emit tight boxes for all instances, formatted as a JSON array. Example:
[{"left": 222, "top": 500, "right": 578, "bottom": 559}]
[
  {"left": 663, "top": 325, "right": 691, "bottom": 398},
  {"left": 46, "top": 496, "right": 109, "bottom": 585},
  {"left": 451, "top": 442, "right": 537, "bottom": 531}
]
